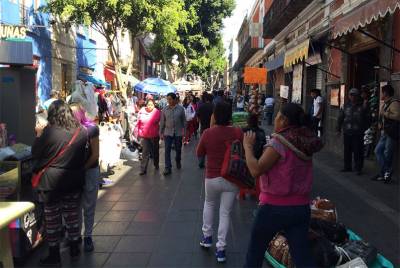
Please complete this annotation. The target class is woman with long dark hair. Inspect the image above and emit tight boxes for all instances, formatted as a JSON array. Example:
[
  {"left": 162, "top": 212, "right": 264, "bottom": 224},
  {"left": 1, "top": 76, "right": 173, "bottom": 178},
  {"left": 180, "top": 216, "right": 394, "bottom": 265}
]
[
  {"left": 196, "top": 102, "right": 242, "bottom": 263},
  {"left": 32, "top": 100, "right": 87, "bottom": 266},
  {"left": 243, "top": 103, "right": 323, "bottom": 268},
  {"left": 70, "top": 103, "right": 100, "bottom": 252}
]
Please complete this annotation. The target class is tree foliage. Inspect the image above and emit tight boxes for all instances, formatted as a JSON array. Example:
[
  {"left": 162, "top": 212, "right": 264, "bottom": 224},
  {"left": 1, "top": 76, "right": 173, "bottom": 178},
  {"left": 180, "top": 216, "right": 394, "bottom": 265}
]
[
  {"left": 43, "top": 0, "right": 186, "bottom": 88},
  {"left": 150, "top": 0, "right": 234, "bottom": 86}
]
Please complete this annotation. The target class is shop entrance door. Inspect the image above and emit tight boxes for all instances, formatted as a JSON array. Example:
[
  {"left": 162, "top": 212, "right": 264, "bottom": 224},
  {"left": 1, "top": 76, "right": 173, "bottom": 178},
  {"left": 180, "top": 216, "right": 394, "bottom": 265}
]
[{"left": 349, "top": 48, "right": 380, "bottom": 90}]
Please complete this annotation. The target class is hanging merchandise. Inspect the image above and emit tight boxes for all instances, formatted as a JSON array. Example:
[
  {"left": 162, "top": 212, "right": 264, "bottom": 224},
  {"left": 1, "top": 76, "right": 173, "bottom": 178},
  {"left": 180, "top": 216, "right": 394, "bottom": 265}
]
[
  {"left": 70, "top": 80, "right": 98, "bottom": 119},
  {"left": 98, "top": 122, "right": 123, "bottom": 173}
]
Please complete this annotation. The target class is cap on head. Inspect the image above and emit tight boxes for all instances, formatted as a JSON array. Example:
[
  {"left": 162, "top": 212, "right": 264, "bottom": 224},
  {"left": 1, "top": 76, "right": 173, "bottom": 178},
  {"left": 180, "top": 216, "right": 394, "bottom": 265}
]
[{"left": 349, "top": 88, "right": 360, "bottom": 96}]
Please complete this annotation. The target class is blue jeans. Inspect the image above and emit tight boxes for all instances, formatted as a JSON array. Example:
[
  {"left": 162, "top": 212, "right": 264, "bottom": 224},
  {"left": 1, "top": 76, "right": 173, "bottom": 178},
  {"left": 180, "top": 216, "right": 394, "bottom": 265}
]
[
  {"left": 164, "top": 135, "right": 183, "bottom": 169},
  {"left": 79, "top": 167, "right": 100, "bottom": 237},
  {"left": 244, "top": 204, "right": 314, "bottom": 268},
  {"left": 374, "top": 134, "right": 395, "bottom": 176}
]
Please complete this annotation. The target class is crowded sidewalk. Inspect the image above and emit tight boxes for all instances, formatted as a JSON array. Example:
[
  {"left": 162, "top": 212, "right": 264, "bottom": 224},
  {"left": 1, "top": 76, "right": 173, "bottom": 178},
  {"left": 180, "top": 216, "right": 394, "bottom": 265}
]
[{"left": 19, "top": 125, "right": 399, "bottom": 268}]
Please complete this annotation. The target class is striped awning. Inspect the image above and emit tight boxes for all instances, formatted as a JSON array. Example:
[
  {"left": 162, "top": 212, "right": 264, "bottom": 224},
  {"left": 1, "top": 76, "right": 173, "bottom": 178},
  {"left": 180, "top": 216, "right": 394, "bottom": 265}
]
[
  {"left": 332, "top": 0, "right": 400, "bottom": 39},
  {"left": 284, "top": 39, "right": 310, "bottom": 68}
]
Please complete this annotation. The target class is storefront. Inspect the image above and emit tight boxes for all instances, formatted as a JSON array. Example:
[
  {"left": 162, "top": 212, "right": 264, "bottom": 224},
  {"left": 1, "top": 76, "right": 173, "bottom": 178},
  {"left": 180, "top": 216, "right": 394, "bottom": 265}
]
[{"left": 324, "top": 0, "right": 400, "bottom": 155}]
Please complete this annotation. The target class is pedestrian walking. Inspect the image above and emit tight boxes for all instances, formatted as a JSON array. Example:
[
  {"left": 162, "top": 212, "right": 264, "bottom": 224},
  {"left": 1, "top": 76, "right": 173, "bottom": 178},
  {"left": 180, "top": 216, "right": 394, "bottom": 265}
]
[
  {"left": 32, "top": 100, "right": 88, "bottom": 266},
  {"left": 310, "top": 89, "right": 324, "bottom": 136},
  {"left": 183, "top": 96, "right": 197, "bottom": 145},
  {"left": 263, "top": 94, "right": 275, "bottom": 125},
  {"left": 337, "top": 88, "right": 369, "bottom": 175},
  {"left": 372, "top": 85, "right": 400, "bottom": 183},
  {"left": 135, "top": 99, "right": 161, "bottom": 175},
  {"left": 196, "top": 102, "right": 242, "bottom": 263},
  {"left": 196, "top": 93, "right": 214, "bottom": 168},
  {"left": 243, "top": 103, "right": 322, "bottom": 268},
  {"left": 160, "top": 92, "right": 186, "bottom": 175},
  {"left": 70, "top": 103, "right": 100, "bottom": 252},
  {"left": 235, "top": 90, "right": 245, "bottom": 112}
]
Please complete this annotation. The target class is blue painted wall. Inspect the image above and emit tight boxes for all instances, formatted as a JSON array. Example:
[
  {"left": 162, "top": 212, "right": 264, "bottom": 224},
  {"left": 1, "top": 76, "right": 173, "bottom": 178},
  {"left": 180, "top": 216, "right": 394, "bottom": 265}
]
[
  {"left": 0, "top": 0, "right": 20, "bottom": 24},
  {"left": 0, "top": 0, "right": 52, "bottom": 102},
  {"left": 76, "top": 27, "right": 97, "bottom": 72}
]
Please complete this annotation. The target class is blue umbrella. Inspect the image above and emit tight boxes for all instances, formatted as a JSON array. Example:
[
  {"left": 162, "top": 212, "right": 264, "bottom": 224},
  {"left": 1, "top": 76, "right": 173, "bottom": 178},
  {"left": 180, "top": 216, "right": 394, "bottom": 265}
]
[{"left": 134, "top": 77, "right": 177, "bottom": 95}]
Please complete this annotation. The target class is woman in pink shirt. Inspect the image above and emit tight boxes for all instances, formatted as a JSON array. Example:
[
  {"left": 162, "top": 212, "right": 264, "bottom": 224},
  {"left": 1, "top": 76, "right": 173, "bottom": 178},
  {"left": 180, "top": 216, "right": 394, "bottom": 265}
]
[
  {"left": 135, "top": 99, "right": 161, "bottom": 175},
  {"left": 243, "top": 103, "right": 322, "bottom": 268}
]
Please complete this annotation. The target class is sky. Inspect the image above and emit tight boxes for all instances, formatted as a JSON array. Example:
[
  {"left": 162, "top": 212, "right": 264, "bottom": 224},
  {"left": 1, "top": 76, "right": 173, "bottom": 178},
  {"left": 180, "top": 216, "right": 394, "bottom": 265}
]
[{"left": 222, "top": 0, "right": 256, "bottom": 55}]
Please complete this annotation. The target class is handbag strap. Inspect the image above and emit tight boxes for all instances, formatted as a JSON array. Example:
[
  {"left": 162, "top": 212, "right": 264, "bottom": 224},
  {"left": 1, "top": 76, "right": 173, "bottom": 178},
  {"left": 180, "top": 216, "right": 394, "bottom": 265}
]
[{"left": 39, "top": 127, "right": 81, "bottom": 172}]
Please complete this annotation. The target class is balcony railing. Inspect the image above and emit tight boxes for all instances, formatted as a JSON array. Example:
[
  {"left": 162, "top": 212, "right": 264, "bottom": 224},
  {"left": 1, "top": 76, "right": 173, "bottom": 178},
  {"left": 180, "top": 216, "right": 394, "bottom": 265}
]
[
  {"left": 263, "top": 0, "right": 313, "bottom": 38},
  {"left": 237, "top": 37, "right": 262, "bottom": 67}
]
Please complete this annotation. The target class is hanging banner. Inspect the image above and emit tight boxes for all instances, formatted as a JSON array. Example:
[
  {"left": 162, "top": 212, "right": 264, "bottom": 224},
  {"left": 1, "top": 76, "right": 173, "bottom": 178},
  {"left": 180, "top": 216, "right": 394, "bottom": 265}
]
[
  {"left": 291, "top": 64, "right": 303, "bottom": 104},
  {"left": 284, "top": 39, "right": 310, "bottom": 68},
  {"left": 244, "top": 67, "right": 267, "bottom": 85}
]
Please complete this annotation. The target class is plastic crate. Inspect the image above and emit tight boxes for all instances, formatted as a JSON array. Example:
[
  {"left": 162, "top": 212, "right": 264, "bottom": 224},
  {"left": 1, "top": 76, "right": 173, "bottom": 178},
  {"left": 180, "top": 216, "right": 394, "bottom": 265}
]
[{"left": 264, "top": 229, "right": 394, "bottom": 268}]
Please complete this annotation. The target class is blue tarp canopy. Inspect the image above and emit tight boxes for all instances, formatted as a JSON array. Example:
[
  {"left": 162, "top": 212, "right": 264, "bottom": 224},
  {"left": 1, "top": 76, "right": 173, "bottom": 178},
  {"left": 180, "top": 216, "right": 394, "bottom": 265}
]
[
  {"left": 134, "top": 77, "right": 177, "bottom": 95},
  {"left": 78, "top": 73, "right": 110, "bottom": 88}
]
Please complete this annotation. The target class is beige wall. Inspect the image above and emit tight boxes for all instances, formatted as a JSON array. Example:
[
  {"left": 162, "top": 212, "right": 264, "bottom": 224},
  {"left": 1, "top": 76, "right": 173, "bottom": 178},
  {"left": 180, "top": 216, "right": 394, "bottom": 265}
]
[{"left": 50, "top": 20, "right": 77, "bottom": 96}]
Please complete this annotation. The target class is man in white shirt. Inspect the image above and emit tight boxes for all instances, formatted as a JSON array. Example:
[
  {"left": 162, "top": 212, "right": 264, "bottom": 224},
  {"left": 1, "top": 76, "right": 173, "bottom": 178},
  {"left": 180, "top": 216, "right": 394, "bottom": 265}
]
[
  {"left": 264, "top": 95, "right": 275, "bottom": 125},
  {"left": 43, "top": 90, "right": 59, "bottom": 110},
  {"left": 235, "top": 91, "right": 245, "bottom": 112},
  {"left": 311, "top": 89, "right": 324, "bottom": 136}
]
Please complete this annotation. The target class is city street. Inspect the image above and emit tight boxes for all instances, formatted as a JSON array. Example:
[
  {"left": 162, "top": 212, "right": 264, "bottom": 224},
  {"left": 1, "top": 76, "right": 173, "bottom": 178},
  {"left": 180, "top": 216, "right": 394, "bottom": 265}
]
[{"left": 20, "top": 126, "right": 399, "bottom": 268}]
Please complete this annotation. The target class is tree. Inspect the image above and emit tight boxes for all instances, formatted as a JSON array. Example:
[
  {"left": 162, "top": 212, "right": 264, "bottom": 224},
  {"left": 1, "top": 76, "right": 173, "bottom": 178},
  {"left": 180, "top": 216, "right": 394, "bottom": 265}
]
[
  {"left": 187, "top": 39, "right": 227, "bottom": 90},
  {"left": 150, "top": 0, "right": 235, "bottom": 83},
  {"left": 43, "top": 0, "right": 186, "bottom": 90}
]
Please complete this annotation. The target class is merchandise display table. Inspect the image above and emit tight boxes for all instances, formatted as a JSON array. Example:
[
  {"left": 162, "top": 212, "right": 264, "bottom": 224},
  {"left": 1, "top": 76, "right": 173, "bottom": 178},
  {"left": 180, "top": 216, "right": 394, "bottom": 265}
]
[{"left": 0, "top": 202, "right": 35, "bottom": 268}]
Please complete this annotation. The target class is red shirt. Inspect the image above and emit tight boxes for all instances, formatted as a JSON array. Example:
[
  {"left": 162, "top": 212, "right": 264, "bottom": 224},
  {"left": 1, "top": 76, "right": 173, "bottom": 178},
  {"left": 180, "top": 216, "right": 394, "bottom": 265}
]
[{"left": 196, "top": 126, "right": 243, "bottom": 178}]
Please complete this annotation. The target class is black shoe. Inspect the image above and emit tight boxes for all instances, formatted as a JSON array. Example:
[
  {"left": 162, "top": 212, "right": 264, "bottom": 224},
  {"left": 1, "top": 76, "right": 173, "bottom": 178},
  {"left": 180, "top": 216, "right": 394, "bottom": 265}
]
[
  {"left": 176, "top": 162, "right": 182, "bottom": 170},
  {"left": 340, "top": 169, "right": 352, "bottom": 172},
  {"left": 198, "top": 163, "right": 205, "bottom": 169},
  {"left": 139, "top": 170, "right": 146, "bottom": 175},
  {"left": 39, "top": 246, "right": 61, "bottom": 267},
  {"left": 163, "top": 168, "right": 172, "bottom": 176},
  {"left": 384, "top": 172, "right": 392, "bottom": 184},
  {"left": 84, "top": 237, "right": 94, "bottom": 252},
  {"left": 70, "top": 240, "right": 81, "bottom": 260}
]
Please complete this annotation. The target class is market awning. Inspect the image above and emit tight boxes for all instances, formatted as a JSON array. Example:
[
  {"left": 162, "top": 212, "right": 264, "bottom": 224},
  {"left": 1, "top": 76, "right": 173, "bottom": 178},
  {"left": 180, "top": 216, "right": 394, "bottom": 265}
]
[
  {"left": 121, "top": 73, "right": 140, "bottom": 87},
  {"left": 332, "top": 0, "right": 400, "bottom": 39},
  {"left": 78, "top": 72, "right": 110, "bottom": 87},
  {"left": 284, "top": 39, "right": 310, "bottom": 68},
  {"left": 265, "top": 53, "right": 284, "bottom": 71}
]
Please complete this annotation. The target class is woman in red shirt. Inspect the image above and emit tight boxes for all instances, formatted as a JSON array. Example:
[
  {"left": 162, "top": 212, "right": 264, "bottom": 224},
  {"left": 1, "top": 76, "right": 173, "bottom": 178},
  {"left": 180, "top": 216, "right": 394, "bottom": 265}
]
[
  {"left": 135, "top": 99, "right": 161, "bottom": 175},
  {"left": 196, "top": 102, "right": 243, "bottom": 263}
]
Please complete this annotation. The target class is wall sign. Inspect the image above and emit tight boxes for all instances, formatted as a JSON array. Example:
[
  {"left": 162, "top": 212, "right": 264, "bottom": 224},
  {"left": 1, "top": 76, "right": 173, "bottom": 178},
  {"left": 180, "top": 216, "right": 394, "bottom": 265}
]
[
  {"left": 330, "top": 88, "right": 340, "bottom": 107},
  {"left": 0, "top": 24, "right": 27, "bottom": 40},
  {"left": 280, "top": 85, "right": 289, "bottom": 99}
]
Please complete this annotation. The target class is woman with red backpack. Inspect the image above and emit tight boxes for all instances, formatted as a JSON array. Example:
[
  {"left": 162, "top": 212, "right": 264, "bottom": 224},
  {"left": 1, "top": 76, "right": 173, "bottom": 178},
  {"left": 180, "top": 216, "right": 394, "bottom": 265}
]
[{"left": 196, "top": 102, "right": 243, "bottom": 263}]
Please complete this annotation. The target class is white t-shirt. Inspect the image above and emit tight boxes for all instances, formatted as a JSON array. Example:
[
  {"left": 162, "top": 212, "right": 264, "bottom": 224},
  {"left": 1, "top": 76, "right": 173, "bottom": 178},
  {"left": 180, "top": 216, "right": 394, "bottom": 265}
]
[
  {"left": 264, "top": 97, "right": 275, "bottom": 107},
  {"left": 313, "top": 96, "right": 324, "bottom": 117},
  {"left": 236, "top": 95, "right": 245, "bottom": 109}
]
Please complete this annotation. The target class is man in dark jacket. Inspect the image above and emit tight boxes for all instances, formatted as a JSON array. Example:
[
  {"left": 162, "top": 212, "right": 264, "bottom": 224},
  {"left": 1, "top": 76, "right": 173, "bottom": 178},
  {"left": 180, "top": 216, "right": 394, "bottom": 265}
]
[
  {"left": 196, "top": 93, "right": 214, "bottom": 168},
  {"left": 337, "top": 88, "right": 369, "bottom": 175}
]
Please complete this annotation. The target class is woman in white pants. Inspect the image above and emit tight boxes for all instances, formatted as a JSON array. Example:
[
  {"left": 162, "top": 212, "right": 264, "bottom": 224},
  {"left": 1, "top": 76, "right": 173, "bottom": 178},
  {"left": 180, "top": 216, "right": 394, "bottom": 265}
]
[{"left": 196, "top": 101, "right": 242, "bottom": 263}]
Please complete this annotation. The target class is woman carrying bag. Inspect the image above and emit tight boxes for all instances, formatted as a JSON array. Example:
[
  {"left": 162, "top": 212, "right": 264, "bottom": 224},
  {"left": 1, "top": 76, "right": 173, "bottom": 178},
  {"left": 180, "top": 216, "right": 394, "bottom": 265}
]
[
  {"left": 243, "top": 103, "right": 323, "bottom": 268},
  {"left": 32, "top": 100, "right": 88, "bottom": 267}
]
